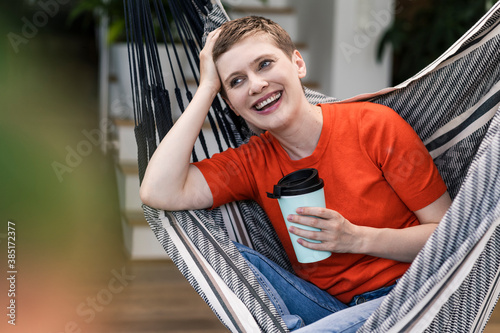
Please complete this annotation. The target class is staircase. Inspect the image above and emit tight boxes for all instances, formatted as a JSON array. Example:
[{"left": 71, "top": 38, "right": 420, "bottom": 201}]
[{"left": 112, "top": 118, "right": 169, "bottom": 260}]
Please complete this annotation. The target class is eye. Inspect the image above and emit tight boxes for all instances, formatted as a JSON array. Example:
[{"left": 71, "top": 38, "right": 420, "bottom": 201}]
[
  {"left": 230, "top": 77, "right": 244, "bottom": 88},
  {"left": 259, "top": 60, "right": 273, "bottom": 70}
]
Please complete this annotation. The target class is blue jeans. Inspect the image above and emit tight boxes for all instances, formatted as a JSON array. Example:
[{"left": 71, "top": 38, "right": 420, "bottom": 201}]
[{"left": 234, "top": 242, "right": 395, "bottom": 332}]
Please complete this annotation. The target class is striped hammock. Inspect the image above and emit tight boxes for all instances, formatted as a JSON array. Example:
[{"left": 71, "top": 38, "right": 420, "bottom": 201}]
[{"left": 124, "top": 0, "right": 500, "bottom": 331}]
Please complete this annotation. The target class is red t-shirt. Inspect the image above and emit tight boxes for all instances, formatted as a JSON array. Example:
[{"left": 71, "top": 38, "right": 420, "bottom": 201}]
[{"left": 194, "top": 102, "right": 447, "bottom": 303}]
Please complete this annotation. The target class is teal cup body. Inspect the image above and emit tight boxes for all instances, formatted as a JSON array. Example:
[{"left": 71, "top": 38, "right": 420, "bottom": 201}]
[
  {"left": 277, "top": 188, "right": 332, "bottom": 263},
  {"left": 267, "top": 169, "right": 332, "bottom": 264}
]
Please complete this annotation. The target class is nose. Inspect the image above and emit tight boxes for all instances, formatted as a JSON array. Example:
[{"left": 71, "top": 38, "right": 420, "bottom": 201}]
[{"left": 248, "top": 73, "right": 268, "bottom": 95}]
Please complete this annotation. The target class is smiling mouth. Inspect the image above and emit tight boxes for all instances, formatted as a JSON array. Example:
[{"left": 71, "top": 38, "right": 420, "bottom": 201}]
[{"left": 254, "top": 92, "right": 282, "bottom": 111}]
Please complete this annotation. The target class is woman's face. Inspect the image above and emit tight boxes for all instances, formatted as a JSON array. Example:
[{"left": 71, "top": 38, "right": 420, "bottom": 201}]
[{"left": 216, "top": 33, "right": 307, "bottom": 132}]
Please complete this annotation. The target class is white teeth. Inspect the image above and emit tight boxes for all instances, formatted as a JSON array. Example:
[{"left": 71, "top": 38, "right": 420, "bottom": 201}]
[{"left": 255, "top": 92, "right": 281, "bottom": 110}]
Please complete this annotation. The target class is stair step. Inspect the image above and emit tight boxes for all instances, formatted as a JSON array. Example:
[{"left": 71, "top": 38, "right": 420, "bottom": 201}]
[
  {"left": 113, "top": 117, "right": 135, "bottom": 127},
  {"left": 112, "top": 114, "right": 231, "bottom": 165},
  {"left": 123, "top": 209, "right": 148, "bottom": 227},
  {"left": 115, "top": 162, "right": 142, "bottom": 212},
  {"left": 117, "top": 161, "right": 139, "bottom": 175},
  {"left": 121, "top": 209, "right": 170, "bottom": 260},
  {"left": 112, "top": 119, "right": 139, "bottom": 165}
]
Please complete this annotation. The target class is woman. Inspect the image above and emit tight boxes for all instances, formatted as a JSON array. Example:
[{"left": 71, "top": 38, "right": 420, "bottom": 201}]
[{"left": 140, "top": 16, "right": 451, "bottom": 331}]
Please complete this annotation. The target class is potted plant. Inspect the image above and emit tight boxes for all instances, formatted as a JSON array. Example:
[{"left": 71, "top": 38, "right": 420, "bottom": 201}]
[
  {"left": 69, "top": 0, "right": 128, "bottom": 43},
  {"left": 377, "top": 0, "right": 494, "bottom": 85}
]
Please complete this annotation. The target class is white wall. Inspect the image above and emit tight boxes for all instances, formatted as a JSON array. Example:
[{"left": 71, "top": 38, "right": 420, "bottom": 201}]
[
  {"left": 289, "top": 0, "right": 335, "bottom": 96},
  {"left": 291, "top": 0, "right": 394, "bottom": 100}
]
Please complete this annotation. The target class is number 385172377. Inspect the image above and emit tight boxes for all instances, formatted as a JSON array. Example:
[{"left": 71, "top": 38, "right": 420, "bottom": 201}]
[{"left": 7, "top": 221, "right": 16, "bottom": 269}]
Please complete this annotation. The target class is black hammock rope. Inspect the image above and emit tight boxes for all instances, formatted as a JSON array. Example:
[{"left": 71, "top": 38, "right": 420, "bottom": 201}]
[{"left": 123, "top": 0, "right": 247, "bottom": 181}]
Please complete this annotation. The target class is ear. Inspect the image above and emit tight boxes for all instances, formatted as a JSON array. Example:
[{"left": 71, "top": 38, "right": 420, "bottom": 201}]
[
  {"left": 222, "top": 95, "right": 239, "bottom": 116},
  {"left": 292, "top": 50, "right": 307, "bottom": 79}
]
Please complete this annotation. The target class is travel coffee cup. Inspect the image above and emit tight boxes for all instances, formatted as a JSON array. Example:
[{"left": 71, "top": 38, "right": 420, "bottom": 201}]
[{"left": 267, "top": 168, "right": 332, "bottom": 263}]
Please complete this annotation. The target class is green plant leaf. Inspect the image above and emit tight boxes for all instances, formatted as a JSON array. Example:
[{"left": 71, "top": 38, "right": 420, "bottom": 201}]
[
  {"left": 107, "top": 19, "right": 126, "bottom": 44},
  {"left": 377, "top": 0, "right": 491, "bottom": 84}
]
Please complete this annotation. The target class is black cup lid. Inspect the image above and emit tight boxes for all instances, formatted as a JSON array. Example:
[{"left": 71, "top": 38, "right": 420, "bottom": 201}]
[{"left": 267, "top": 168, "right": 324, "bottom": 199}]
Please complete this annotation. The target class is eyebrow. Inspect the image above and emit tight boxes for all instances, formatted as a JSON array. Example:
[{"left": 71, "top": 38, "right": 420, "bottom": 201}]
[{"left": 222, "top": 54, "right": 276, "bottom": 87}]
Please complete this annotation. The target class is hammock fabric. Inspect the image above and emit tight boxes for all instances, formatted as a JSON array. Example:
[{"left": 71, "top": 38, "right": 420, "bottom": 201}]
[{"left": 124, "top": 0, "right": 500, "bottom": 331}]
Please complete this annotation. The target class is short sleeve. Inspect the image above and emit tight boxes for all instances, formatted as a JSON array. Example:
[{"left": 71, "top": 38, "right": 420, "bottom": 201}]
[
  {"left": 192, "top": 136, "right": 265, "bottom": 209},
  {"left": 359, "top": 103, "right": 447, "bottom": 211}
]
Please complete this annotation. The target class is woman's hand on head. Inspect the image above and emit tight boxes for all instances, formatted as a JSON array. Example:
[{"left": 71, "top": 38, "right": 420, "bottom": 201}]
[
  {"left": 199, "top": 29, "right": 222, "bottom": 96},
  {"left": 287, "top": 207, "right": 362, "bottom": 254}
]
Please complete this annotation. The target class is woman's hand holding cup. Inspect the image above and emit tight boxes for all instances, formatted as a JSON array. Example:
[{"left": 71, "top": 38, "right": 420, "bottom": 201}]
[
  {"left": 287, "top": 207, "right": 362, "bottom": 255},
  {"left": 267, "top": 168, "right": 333, "bottom": 263}
]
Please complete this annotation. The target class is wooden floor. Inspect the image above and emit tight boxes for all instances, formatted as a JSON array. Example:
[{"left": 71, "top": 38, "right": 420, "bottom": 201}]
[
  {"left": 86, "top": 261, "right": 228, "bottom": 333},
  {"left": 484, "top": 301, "right": 500, "bottom": 333},
  {"left": 86, "top": 259, "right": 500, "bottom": 333}
]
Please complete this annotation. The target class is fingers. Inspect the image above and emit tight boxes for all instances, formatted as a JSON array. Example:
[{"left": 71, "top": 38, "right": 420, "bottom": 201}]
[
  {"left": 288, "top": 215, "right": 323, "bottom": 231},
  {"left": 199, "top": 28, "right": 222, "bottom": 93},
  {"left": 200, "top": 29, "right": 219, "bottom": 59},
  {"left": 204, "top": 28, "right": 221, "bottom": 49},
  {"left": 288, "top": 223, "right": 331, "bottom": 253},
  {"left": 289, "top": 224, "right": 323, "bottom": 241},
  {"left": 287, "top": 207, "right": 345, "bottom": 251},
  {"left": 287, "top": 212, "right": 328, "bottom": 242},
  {"left": 287, "top": 207, "right": 341, "bottom": 229},
  {"left": 295, "top": 206, "right": 342, "bottom": 219}
]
